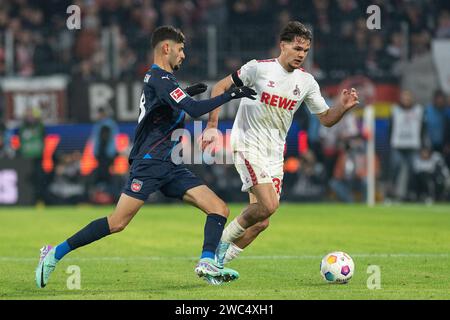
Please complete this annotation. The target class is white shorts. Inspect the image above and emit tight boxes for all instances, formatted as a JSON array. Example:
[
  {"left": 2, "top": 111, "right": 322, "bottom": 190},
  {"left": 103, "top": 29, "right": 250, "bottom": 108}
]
[{"left": 233, "top": 151, "right": 284, "bottom": 195}]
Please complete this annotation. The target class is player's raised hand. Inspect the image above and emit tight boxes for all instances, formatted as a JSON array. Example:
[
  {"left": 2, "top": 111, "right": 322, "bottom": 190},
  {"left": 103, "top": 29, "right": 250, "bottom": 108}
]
[
  {"left": 340, "top": 87, "right": 360, "bottom": 110},
  {"left": 184, "top": 83, "right": 208, "bottom": 97},
  {"left": 226, "top": 86, "right": 257, "bottom": 100}
]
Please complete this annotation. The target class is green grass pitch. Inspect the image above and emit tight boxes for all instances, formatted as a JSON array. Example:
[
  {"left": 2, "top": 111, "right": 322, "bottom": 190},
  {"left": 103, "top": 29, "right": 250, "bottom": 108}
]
[{"left": 1, "top": 204, "right": 449, "bottom": 300}]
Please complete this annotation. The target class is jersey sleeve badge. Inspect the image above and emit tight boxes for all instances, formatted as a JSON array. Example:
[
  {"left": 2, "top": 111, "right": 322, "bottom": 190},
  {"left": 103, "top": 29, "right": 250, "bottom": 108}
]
[{"left": 170, "top": 87, "right": 187, "bottom": 103}]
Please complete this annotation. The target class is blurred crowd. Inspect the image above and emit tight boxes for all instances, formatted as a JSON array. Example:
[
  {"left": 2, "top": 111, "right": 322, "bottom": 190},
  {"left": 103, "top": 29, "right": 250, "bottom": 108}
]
[
  {"left": 0, "top": 106, "right": 125, "bottom": 205},
  {"left": 385, "top": 89, "right": 450, "bottom": 203},
  {"left": 1, "top": 0, "right": 450, "bottom": 81},
  {"left": 278, "top": 88, "right": 450, "bottom": 204},
  {"left": 1, "top": 88, "right": 450, "bottom": 204}
]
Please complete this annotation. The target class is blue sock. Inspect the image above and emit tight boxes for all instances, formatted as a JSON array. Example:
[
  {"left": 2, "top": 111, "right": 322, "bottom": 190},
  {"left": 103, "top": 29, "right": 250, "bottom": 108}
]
[
  {"left": 201, "top": 214, "right": 227, "bottom": 259},
  {"left": 54, "top": 241, "right": 72, "bottom": 260},
  {"left": 201, "top": 251, "right": 215, "bottom": 260}
]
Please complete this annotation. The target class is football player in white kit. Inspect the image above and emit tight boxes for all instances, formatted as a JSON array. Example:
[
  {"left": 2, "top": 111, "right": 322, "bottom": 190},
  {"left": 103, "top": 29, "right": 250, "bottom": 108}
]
[{"left": 200, "top": 21, "right": 360, "bottom": 268}]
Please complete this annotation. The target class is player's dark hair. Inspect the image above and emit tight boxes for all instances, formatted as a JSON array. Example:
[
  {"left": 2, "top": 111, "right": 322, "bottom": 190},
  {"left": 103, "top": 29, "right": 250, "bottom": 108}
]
[
  {"left": 280, "top": 21, "right": 312, "bottom": 42},
  {"left": 151, "top": 25, "right": 185, "bottom": 49}
]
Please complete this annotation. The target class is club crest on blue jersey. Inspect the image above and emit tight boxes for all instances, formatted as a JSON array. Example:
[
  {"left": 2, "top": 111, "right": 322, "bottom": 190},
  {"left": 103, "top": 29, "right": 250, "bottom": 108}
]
[{"left": 131, "top": 179, "right": 143, "bottom": 192}]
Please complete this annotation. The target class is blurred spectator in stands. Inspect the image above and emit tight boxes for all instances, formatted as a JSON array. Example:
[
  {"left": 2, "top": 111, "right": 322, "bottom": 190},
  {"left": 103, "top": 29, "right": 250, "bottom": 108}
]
[
  {"left": 267, "top": 9, "right": 294, "bottom": 59},
  {"left": 73, "top": 59, "right": 100, "bottom": 81},
  {"left": 311, "top": 0, "right": 332, "bottom": 38},
  {"left": 412, "top": 146, "right": 450, "bottom": 203},
  {"left": 229, "top": 0, "right": 272, "bottom": 26},
  {"left": 367, "top": 33, "right": 393, "bottom": 77},
  {"left": 223, "top": 56, "right": 243, "bottom": 76},
  {"left": 116, "top": 28, "right": 137, "bottom": 79},
  {"left": 335, "top": 0, "right": 360, "bottom": 35},
  {"left": 386, "top": 31, "right": 405, "bottom": 76},
  {"left": 18, "top": 107, "right": 45, "bottom": 204},
  {"left": 75, "top": 23, "right": 98, "bottom": 62},
  {"left": 0, "top": 123, "right": 14, "bottom": 159},
  {"left": 15, "top": 29, "right": 34, "bottom": 76},
  {"left": 403, "top": 1, "right": 428, "bottom": 34},
  {"left": 198, "top": 0, "right": 227, "bottom": 28},
  {"left": 33, "top": 33, "right": 57, "bottom": 75},
  {"left": 0, "top": 0, "right": 444, "bottom": 83},
  {"left": 304, "top": 105, "right": 323, "bottom": 163},
  {"left": 18, "top": 107, "right": 44, "bottom": 160},
  {"left": 160, "top": 0, "right": 182, "bottom": 27},
  {"left": 288, "top": 151, "right": 326, "bottom": 201},
  {"left": 130, "top": 13, "right": 157, "bottom": 76},
  {"left": 0, "top": 44, "right": 5, "bottom": 75},
  {"left": 283, "top": 156, "right": 301, "bottom": 193},
  {"left": 329, "top": 135, "right": 380, "bottom": 203},
  {"left": 47, "top": 151, "right": 86, "bottom": 205},
  {"left": 0, "top": 7, "right": 8, "bottom": 32},
  {"left": 351, "top": 29, "right": 368, "bottom": 75},
  {"left": 424, "top": 90, "right": 449, "bottom": 153},
  {"left": 435, "top": 10, "right": 450, "bottom": 38},
  {"left": 410, "top": 30, "right": 431, "bottom": 59},
  {"left": 388, "top": 90, "right": 427, "bottom": 201},
  {"left": 90, "top": 107, "right": 119, "bottom": 203},
  {"left": 307, "top": 0, "right": 332, "bottom": 77},
  {"left": 56, "top": 15, "right": 76, "bottom": 71}
]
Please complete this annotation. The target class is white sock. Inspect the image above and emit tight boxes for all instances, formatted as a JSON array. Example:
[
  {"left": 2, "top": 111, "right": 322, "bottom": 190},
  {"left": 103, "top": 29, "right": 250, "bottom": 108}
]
[
  {"left": 221, "top": 218, "right": 245, "bottom": 243},
  {"left": 224, "top": 243, "right": 243, "bottom": 264}
]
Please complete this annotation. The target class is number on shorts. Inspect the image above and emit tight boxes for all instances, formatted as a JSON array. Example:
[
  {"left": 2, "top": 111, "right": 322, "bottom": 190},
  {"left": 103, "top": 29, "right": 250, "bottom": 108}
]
[{"left": 272, "top": 178, "right": 282, "bottom": 195}]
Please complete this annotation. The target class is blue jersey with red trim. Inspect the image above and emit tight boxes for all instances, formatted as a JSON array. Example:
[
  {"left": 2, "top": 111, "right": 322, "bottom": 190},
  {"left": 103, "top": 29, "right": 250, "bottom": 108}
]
[{"left": 128, "top": 64, "right": 187, "bottom": 162}]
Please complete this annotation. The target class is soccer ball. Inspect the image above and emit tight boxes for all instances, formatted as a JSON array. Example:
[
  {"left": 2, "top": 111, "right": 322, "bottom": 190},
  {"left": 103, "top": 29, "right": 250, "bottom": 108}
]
[{"left": 320, "top": 251, "right": 354, "bottom": 284}]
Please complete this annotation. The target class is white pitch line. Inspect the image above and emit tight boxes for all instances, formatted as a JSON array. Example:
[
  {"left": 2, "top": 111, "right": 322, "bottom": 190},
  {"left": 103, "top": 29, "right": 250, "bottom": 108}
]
[{"left": 1, "top": 253, "right": 449, "bottom": 262}]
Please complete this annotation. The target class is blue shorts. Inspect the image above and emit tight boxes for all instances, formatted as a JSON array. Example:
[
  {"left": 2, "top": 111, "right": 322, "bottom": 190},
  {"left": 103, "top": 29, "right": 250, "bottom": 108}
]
[{"left": 123, "top": 159, "right": 204, "bottom": 201}]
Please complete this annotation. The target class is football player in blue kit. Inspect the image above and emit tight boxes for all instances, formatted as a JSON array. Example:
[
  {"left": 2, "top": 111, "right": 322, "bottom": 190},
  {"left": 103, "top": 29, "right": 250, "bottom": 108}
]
[{"left": 35, "top": 25, "right": 256, "bottom": 287}]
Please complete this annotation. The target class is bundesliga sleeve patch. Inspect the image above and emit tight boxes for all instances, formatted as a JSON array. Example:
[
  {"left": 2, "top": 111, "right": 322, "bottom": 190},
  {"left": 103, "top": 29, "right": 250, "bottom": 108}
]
[{"left": 170, "top": 87, "right": 187, "bottom": 103}]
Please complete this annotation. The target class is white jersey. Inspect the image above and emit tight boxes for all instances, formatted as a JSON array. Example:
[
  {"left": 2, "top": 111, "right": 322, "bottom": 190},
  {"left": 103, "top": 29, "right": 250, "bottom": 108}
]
[{"left": 230, "top": 58, "right": 329, "bottom": 162}]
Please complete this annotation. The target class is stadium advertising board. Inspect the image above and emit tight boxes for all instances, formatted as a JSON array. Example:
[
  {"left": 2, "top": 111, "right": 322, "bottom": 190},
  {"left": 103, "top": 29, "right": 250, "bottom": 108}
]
[
  {"left": 0, "top": 158, "right": 34, "bottom": 205},
  {"left": 68, "top": 80, "right": 241, "bottom": 122},
  {"left": 0, "top": 76, "right": 69, "bottom": 126}
]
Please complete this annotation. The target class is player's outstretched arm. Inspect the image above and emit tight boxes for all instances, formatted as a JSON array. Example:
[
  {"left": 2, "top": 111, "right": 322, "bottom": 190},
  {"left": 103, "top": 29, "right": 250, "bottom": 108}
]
[
  {"left": 317, "top": 88, "right": 359, "bottom": 127},
  {"left": 199, "top": 75, "right": 235, "bottom": 151},
  {"left": 179, "top": 85, "right": 256, "bottom": 118},
  {"left": 207, "top": 75, "right": 235, "bottom": 125}
]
